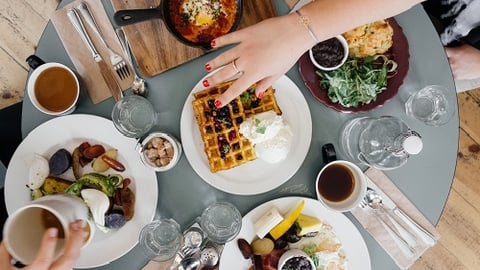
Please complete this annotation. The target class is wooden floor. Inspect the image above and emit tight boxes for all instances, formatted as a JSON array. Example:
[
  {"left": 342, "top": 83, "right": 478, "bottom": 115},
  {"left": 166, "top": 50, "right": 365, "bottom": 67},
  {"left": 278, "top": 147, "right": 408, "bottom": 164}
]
[{"left": 1, "top": 1, "right": 480, "bottom": 269}]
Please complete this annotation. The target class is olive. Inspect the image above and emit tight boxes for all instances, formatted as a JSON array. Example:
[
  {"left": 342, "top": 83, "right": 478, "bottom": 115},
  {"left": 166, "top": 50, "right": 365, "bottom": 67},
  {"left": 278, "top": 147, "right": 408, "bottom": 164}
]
[
  {"left": 237, "top": 238, "right": 253, "bottom": 259},
  {"left": 49, "top": 148, "right": 72, "bottom": 175},
  {"left": 284, "top": 225, "right": 301, "bottom": 243}
]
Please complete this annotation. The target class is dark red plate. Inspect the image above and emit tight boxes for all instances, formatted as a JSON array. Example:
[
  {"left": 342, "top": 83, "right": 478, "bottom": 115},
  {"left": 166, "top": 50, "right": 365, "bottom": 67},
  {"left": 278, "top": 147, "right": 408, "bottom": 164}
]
[{"left": 298, "top": 18, "right": 410, "bottom": 113}]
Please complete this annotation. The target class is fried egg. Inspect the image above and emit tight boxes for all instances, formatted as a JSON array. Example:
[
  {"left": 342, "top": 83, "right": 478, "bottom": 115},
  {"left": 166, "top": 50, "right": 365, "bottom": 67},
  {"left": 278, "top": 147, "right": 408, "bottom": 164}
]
[
  {"left": 182, "top": 0, "right": 222, "bottom": 26},
  {"left": 288, "top": 223, "right": 347, "bottom": 270}
]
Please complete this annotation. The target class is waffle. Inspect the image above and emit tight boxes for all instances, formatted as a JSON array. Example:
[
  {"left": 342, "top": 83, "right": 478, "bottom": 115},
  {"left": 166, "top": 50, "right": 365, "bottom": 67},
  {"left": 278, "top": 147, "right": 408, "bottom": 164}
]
[{"left": 192, "top": 80, "right": 282, "bottom": 172}]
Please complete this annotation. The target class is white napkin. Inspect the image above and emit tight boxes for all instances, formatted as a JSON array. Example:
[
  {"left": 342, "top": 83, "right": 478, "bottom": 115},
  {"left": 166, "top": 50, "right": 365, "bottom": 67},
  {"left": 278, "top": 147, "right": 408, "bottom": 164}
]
[{"left": 351, "top": 168, "right": 441, "bottom": 269}]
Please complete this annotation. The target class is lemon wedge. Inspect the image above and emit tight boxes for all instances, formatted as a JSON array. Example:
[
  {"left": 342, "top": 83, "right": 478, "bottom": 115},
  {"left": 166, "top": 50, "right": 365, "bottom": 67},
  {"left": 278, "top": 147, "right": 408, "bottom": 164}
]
[
  {"left": 269, "top": 200, "right": 305, "bottom": 239},
  {"left": 296, "top": 213, "right": 323, "bottom": 236}
]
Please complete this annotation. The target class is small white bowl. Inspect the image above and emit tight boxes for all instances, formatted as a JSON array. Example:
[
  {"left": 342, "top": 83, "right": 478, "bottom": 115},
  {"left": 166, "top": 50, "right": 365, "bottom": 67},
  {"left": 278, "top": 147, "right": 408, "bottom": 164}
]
[
  {"left": 138, "top": 132, "right": 182, "bottom": 172},
  {"left": 309, "top": 35, "right": 349, "bottom": 71},
  {"left": 277, "top": 249, "right": 316, "bottom": 270}
]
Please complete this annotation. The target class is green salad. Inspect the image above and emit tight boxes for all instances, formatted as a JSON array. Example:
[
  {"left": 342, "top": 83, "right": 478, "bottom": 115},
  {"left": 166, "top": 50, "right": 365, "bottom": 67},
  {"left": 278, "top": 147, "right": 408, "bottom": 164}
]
[{"left": 316, "top": 55, "right": 398, "bottom": 108}]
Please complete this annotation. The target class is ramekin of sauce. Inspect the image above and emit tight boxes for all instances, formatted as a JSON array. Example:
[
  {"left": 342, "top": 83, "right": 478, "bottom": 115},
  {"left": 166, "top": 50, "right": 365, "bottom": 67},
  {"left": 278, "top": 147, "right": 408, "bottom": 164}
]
[{"left": 309, "top": 35, "right": 349, "bottom": 71}]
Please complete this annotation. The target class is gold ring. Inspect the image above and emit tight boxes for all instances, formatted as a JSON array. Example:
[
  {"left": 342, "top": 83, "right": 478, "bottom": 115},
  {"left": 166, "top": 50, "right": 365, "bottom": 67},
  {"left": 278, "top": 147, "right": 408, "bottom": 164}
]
[{"left": 232, "top": 59, "right": 242, "bottom": 74}]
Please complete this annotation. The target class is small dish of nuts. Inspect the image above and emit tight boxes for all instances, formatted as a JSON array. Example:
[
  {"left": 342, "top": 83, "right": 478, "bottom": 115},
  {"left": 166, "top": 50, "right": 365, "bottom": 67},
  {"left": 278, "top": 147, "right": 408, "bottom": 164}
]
[{"left": 138, "top": 132, "right": 182, "bottom": 171}]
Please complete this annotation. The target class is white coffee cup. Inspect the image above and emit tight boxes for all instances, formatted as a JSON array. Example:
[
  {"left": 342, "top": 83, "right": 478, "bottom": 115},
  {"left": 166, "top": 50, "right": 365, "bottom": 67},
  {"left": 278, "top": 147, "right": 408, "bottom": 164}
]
[
  {"left": 3, "top": 194, "right": 92, "bottom": 264},
  {"left": 315, "top": 160, "right": 367, "bottom": 212},
  {"left": 27, "top": 62, "right": 79, "bottom": 115}
]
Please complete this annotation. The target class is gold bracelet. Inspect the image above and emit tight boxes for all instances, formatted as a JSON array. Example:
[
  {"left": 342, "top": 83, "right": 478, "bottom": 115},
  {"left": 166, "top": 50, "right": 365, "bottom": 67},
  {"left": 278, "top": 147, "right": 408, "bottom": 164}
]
[{"left": 295, "top": 10, "right": 319, "bottom": 43}]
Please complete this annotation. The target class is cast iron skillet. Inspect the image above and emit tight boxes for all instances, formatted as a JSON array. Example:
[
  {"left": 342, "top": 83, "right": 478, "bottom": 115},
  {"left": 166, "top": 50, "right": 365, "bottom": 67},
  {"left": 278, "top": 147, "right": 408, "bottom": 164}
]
[{"left": 113, "top": 0, "right": 243, "bottom": 50}]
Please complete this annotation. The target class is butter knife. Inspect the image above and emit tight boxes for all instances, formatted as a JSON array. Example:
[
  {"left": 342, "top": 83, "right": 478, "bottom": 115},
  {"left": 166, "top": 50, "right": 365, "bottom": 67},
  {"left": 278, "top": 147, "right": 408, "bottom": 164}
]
[{"left": 66, "top": 8, "right": 123, "bottom": 102}]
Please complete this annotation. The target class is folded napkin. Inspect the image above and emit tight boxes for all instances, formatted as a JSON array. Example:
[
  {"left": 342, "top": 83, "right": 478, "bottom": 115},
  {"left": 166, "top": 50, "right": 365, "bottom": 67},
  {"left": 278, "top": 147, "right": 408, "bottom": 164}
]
[
  {"left": 351, "top": 167, "right": 441, "bottom": 269},
  {"left": 51, "top": 0, "right": 133, "bottom": 104}
]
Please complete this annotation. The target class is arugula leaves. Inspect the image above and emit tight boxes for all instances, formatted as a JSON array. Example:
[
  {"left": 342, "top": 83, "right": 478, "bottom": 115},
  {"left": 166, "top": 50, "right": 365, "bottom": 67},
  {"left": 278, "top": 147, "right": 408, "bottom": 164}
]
[{"left": 316, "top": 55, "right": 397, "bottom": 108}]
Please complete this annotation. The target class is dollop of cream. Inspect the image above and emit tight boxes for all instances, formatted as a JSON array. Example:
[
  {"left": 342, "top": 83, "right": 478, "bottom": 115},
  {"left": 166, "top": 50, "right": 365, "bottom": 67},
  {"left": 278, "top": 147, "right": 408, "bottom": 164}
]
[{"left": 240, "top": 111, "right": 293, "bottom": 163}]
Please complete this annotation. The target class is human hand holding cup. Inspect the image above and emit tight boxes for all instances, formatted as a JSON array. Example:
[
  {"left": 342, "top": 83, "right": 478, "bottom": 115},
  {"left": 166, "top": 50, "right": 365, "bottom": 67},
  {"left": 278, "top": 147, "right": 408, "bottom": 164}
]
[
  {"left": 2, "top": 194, "right": 93, "bottom": 265},
  {"left": 315, "top": 160, "right": 367, "bottom": 212}
]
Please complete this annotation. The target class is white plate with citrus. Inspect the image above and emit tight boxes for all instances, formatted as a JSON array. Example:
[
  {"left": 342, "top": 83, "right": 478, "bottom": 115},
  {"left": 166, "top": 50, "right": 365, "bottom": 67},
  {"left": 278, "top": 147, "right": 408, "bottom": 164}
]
[{"left": 220, "top": 197, "right": 371, "bottom": 269}]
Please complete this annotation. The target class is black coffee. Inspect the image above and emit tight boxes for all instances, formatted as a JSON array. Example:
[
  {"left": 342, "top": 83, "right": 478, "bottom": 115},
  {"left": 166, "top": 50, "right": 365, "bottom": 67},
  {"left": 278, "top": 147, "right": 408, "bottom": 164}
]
[{"left": 317, "top": 163, "right": 355, "bottom": 202}]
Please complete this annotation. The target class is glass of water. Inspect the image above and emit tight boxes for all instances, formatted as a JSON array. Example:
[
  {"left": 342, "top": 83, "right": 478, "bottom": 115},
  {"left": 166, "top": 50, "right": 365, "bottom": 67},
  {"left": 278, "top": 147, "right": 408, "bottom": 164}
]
[
  {"left": 199, "top": 201, "right": 242, "bottom": 244},
  {"left": 111, "top": 94, "right": 157, "bottom": 138},
  {"left": 138, "top": 219, "right": 182, "bottom": 262},
  {"left": 405, "top": 85, "right": 455, "bottom": 126}
]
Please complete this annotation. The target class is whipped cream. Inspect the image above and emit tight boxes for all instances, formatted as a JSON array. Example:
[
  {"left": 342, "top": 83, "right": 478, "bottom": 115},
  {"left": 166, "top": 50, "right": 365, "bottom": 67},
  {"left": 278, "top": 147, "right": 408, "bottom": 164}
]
[{"left": 240, "top": 111, "right": 293, "bottom": 163}]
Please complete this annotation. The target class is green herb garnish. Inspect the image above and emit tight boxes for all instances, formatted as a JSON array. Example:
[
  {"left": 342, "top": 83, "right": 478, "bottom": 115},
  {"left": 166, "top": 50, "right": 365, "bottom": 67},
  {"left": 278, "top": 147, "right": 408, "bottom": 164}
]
[{"left": 316, "top": 55, "right": 397, "bottom": 108}]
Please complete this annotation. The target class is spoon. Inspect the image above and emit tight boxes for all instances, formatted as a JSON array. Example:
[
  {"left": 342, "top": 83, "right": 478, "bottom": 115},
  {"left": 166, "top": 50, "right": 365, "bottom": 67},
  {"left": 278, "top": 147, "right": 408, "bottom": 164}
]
[
  {"left": 169, "top": 227, "right": 204, "bottom": 270},
  {"left": 178, "top": 256, "right": 200, "bottom": 270},
  {"left": 364, "top": 188, "right": 418, "bottom": 248},
  {"left": 115, "top": 28, "right": 148, "bottom": 97}
]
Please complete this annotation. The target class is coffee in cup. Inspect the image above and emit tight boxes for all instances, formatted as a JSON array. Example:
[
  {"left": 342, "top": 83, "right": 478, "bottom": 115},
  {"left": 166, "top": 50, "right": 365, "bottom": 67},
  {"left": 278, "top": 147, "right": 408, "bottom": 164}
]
[
  {"left": 2, "top": 194, "right": 92, "bottom": 264},
  {"left": 26, "top": 57, "right": 79, "bottom": 115},
  {"left": 315, "top": 160, "right": 366, "bottom": 212}
]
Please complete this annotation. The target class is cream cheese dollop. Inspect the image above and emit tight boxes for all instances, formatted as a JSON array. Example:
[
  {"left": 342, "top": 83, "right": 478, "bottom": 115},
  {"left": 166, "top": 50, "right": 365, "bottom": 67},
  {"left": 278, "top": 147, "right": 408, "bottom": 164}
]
[{"left": 239, "top": 110, "right": 293, "bottom": 163}]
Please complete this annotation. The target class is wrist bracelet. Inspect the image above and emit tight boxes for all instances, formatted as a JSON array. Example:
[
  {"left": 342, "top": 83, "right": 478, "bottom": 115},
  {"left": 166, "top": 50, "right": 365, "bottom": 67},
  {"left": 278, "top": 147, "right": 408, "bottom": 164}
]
[{"left": 295, "top": 10, "right": 319, "bottom": 43}]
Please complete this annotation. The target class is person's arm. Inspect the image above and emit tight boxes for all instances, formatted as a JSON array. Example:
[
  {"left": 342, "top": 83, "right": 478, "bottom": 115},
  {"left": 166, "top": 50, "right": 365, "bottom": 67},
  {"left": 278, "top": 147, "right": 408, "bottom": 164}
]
[
  {"left": 204, "top": 0, "right": 424, "bottom": 107},
  {"left": 445, "top": 44, "right": 480, "bottom": 81}
]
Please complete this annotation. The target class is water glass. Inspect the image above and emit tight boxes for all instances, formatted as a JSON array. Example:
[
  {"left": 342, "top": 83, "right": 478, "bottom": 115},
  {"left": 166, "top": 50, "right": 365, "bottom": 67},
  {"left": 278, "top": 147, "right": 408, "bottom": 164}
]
[
  {"left": 138, "top": 219, "right": 182, "bottom": 262},
  {"left": 199, "top": 201, "right": 242, "bottom": 244},
  {"left": 111, "top": 95, "right": 157, "bottom": 138},
  {"left": 405, "top": 85, "right": 455, "bottom": 126}
]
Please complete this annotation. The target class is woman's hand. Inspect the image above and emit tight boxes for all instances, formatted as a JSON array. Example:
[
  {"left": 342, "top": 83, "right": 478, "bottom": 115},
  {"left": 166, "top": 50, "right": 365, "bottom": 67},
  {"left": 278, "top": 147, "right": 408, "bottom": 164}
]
[
  {"left": 0, "top": 220, "right": 87, "bottom": 270},
  {"left": 203, "top": 12, "right": 316, "bottom": 107},
  {"left": 445, "top": 44, "right": 480, "bottom": 80}
]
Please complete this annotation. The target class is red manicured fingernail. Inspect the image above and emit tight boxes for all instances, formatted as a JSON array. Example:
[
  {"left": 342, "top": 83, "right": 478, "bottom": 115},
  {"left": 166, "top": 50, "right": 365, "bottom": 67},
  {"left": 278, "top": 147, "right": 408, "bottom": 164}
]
[
  {"left": 214, "top": 100, "right": 222, "bottom": 108},
  {"left": 202, "top": 79, "right": 210, "bottom": 87},
  {"left": 205, "top": 63, "right": 212, "bottom": 71},
  {"left": 257, "top": 92, "right": 264, "bottom": 99},
  {"left": 211, "top": 39, "right": 216, "bottom": 47}
]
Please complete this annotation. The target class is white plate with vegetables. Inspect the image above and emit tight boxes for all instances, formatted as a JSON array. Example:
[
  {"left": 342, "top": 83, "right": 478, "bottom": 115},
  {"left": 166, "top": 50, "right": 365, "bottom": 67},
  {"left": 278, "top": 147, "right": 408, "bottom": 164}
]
[
  {"left": 4, "top": 114, "right": 158, "bottom": 268},
  {"left": 220, "top": 197, "right": 371, "bottom": 270}
]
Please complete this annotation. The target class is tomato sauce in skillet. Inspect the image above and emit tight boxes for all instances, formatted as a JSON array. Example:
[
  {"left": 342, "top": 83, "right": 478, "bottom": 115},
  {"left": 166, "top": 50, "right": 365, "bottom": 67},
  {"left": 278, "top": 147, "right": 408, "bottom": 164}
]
[{"left": 169, "top": 0, "right": 237, "bottom": 44}]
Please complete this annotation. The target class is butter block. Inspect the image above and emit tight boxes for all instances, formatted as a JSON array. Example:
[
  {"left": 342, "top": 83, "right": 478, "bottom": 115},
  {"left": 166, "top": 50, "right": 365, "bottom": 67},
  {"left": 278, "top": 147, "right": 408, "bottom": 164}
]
[{"left": 254, "top": 207, "right": 284, "bottom": 238}]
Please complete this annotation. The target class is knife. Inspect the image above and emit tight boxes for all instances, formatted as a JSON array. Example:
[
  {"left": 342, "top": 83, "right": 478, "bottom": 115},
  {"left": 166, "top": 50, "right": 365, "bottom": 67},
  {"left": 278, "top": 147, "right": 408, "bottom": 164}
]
[{"left": 67, "top": 8, "right": 123, "bottom": 102}]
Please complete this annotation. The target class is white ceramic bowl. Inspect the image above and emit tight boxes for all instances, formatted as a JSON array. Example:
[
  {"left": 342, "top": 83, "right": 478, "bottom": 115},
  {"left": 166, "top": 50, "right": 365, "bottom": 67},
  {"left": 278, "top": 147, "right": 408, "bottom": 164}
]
[
  {"left": 138, "top": 132, "right": 182, "bottom": 172},
  {"left": 277, "top": 249, "right": 316, "bottom": 270},
  {"left": 309, "top": 35, "right": 349, "bottom": 71}
]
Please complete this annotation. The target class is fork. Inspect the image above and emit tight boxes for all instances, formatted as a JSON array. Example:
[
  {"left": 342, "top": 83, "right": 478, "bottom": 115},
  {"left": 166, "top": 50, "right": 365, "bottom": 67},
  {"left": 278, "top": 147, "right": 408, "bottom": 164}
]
[
  {"left": 77, "top": 1, "right": 130, "bottom": 80},
  {"left": 360, "top": 198, "right": 416, "bottom": 257},
  {"left": 115, "top": 28, "right": 148, "bottom": 96}
]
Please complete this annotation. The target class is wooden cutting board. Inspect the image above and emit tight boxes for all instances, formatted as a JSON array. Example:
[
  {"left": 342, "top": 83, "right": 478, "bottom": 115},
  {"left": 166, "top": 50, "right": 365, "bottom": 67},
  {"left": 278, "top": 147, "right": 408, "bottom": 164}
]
[{"left": 110, "top": 0, "right": 277, "bottom": 78}]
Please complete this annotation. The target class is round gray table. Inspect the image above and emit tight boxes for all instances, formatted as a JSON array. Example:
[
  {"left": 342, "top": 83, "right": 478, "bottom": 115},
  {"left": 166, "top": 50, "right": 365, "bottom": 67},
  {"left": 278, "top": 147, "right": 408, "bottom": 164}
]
[{"left": 20, "top": 1, "right": 458, "bottom": 269}]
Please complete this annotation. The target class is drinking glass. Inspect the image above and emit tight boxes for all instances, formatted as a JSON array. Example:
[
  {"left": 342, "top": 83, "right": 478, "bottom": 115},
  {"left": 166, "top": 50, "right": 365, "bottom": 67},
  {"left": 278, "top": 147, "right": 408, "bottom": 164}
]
[
  {"left": 138, "top": 219, "right": 182, "bottom": 262},
  {"left": 405, "top": 85, "right": 455, "bottom": 126},
  {"left": 111, "top": 95, "right": 157, "bottom": 138},
  {"left": 199, "top": 201, "right": 242, "bottom": 244}
]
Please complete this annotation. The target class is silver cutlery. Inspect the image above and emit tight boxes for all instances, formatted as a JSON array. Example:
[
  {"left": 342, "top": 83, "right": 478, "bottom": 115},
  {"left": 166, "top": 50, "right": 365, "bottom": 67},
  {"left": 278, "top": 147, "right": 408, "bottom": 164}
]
[
  {"left": 77, "top": 1, "right": 130, "bottom": 80},
  {"left": 364, "top": 188, "right": 418, "bottom": 247},
  {"left": 67, "top": 8, "right": 123, "bottom": 101},
  {"left": 115, "top": 28, "right": 148, "bottom": 96},
  {"left": 360, "top": 193, "right": 416, "bottom": 257},
  {"left": 393, "top": 205, "right": 438, "bottom": 246}
]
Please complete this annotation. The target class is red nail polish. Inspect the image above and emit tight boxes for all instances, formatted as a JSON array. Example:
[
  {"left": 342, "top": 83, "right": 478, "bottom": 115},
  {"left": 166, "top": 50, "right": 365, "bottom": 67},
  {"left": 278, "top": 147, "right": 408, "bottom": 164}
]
[
  {"left": 205, "top": 63, "right": 212, "bottom": 71},
  {"left": 210, "top": 39, "right": 216, "bottom": 47},
  {"left": 214, "top": 100, "right": 222, "bottom": 108},
  {"left": 257, "top": 92, "right": 264, "bottom": 99},
  {"left": 203, "top": 79, "right": 210, "bottom": 87}
]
